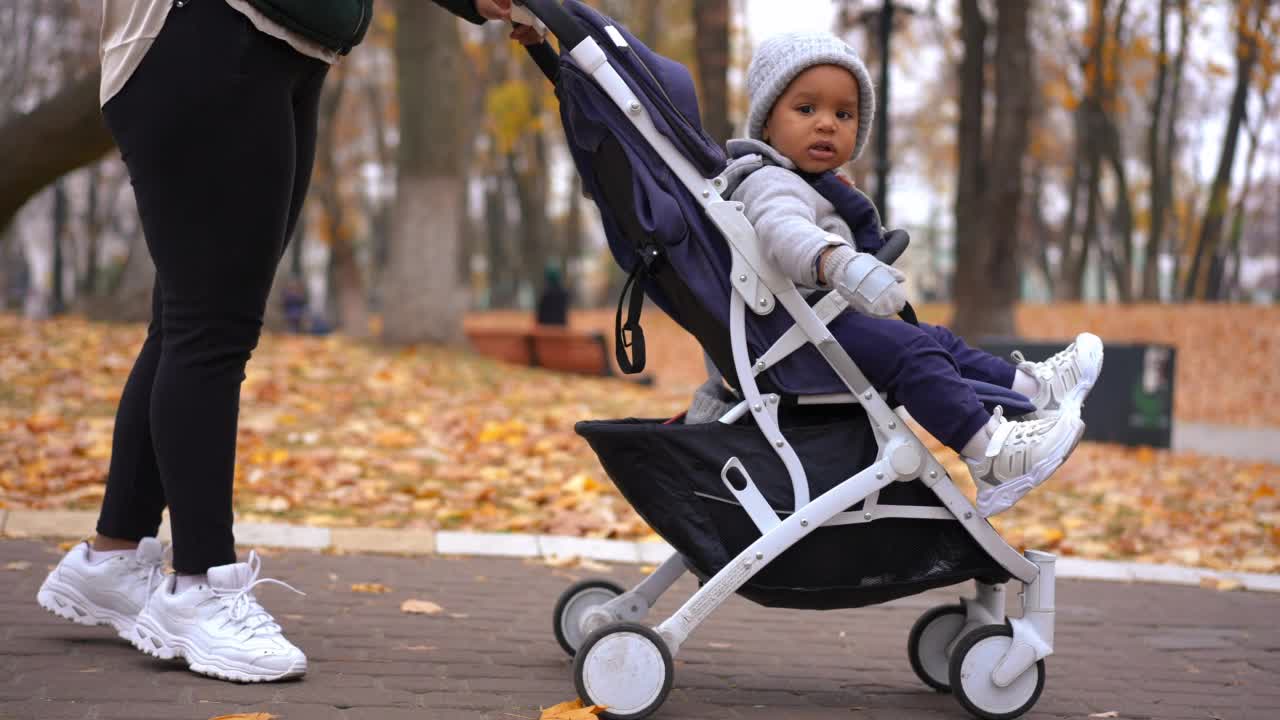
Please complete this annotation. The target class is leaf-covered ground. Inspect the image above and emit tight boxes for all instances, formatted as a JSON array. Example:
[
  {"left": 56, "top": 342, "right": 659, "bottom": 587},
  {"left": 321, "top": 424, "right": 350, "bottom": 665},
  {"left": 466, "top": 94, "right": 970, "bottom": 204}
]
[{"left": 2, "top": 307, "right": 1277, "bottom": 574}]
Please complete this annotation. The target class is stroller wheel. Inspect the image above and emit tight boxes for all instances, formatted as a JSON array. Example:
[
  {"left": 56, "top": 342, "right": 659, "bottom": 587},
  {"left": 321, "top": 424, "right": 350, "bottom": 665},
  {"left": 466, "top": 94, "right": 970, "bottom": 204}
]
[
  {"left": 574, "top": 622, "right": 673, "bottom": 720},
  {"left": 948, "top": 624, "right": 1046, "bottom": 720},
  {"left": 553, "top": 579, "right": 626, "bottom": 656},
  {"left": 907, "top": 603, "right": 967, "bottom": 692}
]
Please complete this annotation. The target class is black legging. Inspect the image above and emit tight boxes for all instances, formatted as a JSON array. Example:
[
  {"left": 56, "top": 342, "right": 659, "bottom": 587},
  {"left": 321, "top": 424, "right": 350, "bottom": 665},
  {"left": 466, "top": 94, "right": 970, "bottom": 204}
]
[{"left": 95, "top": 0, "right": 328, "bottom": 574}]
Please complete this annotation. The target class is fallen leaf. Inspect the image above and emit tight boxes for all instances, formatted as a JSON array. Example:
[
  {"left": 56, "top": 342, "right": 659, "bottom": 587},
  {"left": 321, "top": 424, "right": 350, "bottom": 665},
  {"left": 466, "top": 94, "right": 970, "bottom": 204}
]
[
  {"left": 209, "top": 714, "right": 280, "bottom": 720},
  {"left": 1088, "top": 713, "right": 1120, "bottom": 719},
  {"left": 577, "top": 558, "right": 611, "bottom": 573},
  {"left": 401, "top": 599, "right": 444, "bottom": 615},
  {"left": 4, "top": 561, "right": 31, "bottom": 571},
  {"left": 351, "top": 582, "right": 391, "bottom": 594},
  {"left": 540, "top": 699, "right": 607, "bottom": 719}
]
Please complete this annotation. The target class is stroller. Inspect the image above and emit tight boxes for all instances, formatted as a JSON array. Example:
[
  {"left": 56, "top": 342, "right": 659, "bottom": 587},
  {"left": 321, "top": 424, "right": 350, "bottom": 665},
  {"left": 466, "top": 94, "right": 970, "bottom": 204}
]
[{"left": 512, "top": 2, "right": 1058, "bottom": 718}]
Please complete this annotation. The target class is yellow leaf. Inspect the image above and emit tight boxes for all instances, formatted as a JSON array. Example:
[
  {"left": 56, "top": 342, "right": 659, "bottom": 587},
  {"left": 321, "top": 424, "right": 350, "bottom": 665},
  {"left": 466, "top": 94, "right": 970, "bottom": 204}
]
[
  {"left": 540, "top": 699, "right": 607, "bottom": 719},
  {"left": 351, "top": 582, "right": 391, "bottom": 594},
  {"left": 577, "top": 558, "right": 612, "bottom": 573},
  {"left": 401, "top": 599, "right": 444, "bottom": 615},
  {"left": 210, "top": 714, "right": 279, "bottom": 720}
]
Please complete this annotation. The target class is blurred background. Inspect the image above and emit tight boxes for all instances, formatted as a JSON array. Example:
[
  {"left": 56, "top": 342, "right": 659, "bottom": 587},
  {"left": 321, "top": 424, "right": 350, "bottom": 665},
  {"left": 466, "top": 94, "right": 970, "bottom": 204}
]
[{"left": 2, "top": 0, "right": 1277, "bottom": 341}]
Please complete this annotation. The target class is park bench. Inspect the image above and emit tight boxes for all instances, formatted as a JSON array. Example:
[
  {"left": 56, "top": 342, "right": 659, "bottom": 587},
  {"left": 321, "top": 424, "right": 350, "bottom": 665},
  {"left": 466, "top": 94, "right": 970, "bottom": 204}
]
[{"left": 464, "top": 326, "right": 652, "bottom": 384}]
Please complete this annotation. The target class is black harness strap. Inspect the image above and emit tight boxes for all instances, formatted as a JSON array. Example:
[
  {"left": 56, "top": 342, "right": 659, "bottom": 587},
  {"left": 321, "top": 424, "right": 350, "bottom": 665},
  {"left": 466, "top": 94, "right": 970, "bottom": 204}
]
[{"left": 614, "top": 246, "right": 660, "bottom": 374}]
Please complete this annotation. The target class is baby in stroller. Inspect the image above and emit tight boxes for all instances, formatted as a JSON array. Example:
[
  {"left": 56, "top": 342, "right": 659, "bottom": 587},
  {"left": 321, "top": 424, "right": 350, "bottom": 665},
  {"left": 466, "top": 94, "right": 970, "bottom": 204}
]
[
  {"left": 690, "top": 31, "right": 1104, "bottom": 518},
  {"left": 516, "top": 1, "right": 1098, "bottom": 716}
]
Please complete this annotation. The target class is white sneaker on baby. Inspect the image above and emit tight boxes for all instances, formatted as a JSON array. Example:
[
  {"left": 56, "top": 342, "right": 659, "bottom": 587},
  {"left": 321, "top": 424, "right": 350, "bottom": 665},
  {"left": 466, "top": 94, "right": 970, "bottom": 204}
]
[
  {"left": 1013, "top": 332, "right": 1105, "bottom": 417},
  {"left": 966, "top": 406, "right": 1085, "bottom": 517},
  {"left": 131, "top": 550, "right": 306, "bottom": 682},
  {"left": 37, "top": 537, "right": 166, "bottom": 639}
]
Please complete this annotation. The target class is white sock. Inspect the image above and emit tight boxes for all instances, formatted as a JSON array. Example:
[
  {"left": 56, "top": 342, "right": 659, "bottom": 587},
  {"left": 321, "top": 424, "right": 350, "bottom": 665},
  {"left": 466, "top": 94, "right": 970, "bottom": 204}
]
[
  {"left": 1012, "top": 369, "right": 1040, "bottom": 398},
  {"left": 961, "top": 416, "right": 1001, "bottom": 461},
  {"left": 173, "top": 573, "right": 208, "bottom": 594}
]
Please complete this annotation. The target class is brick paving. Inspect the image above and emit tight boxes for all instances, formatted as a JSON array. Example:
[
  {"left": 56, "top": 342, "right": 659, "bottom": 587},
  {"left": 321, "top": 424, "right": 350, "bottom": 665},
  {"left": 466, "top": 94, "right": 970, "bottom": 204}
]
[{"left": 2, "top": 538, "right": 1278, "bottom": 720}]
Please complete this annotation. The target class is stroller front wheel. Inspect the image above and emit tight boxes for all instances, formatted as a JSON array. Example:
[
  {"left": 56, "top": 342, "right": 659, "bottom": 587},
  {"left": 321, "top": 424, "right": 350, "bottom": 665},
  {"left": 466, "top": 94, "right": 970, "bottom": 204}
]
[
  {"left": 907, "top": 603, "right": 968, "bottom": 692},
  {"left": 553, "top": 579, "right": 626, "bottom": 656},
  {"left": 573, "top": 622, "right": 674, "bottom": 720},
  {"left": 949, "top": 624, "right": 1046, "bottom": 720}
]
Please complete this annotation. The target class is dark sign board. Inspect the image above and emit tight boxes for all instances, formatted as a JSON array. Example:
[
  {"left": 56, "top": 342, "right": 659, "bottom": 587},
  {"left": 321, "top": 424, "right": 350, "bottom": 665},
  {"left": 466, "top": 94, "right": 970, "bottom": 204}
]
[{"left": 978, "top": 339, "right": 1176, "bottom": 448}]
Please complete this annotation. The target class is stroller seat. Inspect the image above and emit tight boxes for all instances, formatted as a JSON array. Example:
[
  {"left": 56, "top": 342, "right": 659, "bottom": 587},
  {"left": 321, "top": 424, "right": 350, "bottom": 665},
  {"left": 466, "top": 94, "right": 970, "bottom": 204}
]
[{"left": 512, "top": 2, "right": 1062, "bottom": 718}]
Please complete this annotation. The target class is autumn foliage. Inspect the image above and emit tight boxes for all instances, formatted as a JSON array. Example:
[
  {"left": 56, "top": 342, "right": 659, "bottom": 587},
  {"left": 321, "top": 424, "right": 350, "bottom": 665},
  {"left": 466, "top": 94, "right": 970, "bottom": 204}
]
[{"left": 2, "top": 307, "right": 1277, "bottom": 575}]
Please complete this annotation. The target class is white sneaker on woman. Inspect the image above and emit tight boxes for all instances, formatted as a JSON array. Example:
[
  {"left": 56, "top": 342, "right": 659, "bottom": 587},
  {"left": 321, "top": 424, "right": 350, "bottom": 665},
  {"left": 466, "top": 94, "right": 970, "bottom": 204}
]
[
  {"left": 1013, "top": 332, "right": 1105, "bottom": 417},
  {"left": 37, "top": 537, "right": 166, "bottom": 638},
  {"left": 967, "top": 406, "right": 1085, "bottom": 517},
  {"left": 131, "top": 550, "right": 307, "bottom": 682}
]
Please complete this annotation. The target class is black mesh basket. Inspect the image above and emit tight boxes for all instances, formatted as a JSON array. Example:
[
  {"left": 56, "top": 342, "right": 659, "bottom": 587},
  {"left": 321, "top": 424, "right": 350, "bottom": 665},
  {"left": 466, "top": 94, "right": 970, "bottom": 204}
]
[{"left": 576, "top": 410, "right": 1010, "bottom": 610}]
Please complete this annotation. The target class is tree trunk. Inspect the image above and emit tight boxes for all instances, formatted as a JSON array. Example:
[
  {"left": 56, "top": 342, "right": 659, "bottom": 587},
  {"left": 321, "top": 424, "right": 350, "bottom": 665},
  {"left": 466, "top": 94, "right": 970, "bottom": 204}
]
[
  {"left": 952, "top": 0, "right": 1029, "bottom": 340},
  {"left": 1063, "top": 0, "right": 1108, "bottom": 300},
  {"left": 692, "top": 0, "right": 732, "bottom": 143},
  {"left": 1214, "top": 87, "right": 1268, "bottom": 301},
  {"left": 563, "top": 172, "right": 584, "bottom": 282},
  {"left": 1102, "top": 0, "right": 1133, "bottom": 301},
  {"left": 1055, "top": 128, "right": 1084, "bottom": 300},
  {"left": 312, "top": 69, "right": 369, "bottom": 336},
  {"left": 0, "top": 72, "right": 114, "bottom": 232},
  {"left": 86, "top": 221, "right": 154, "bottom": 323},
  {"left": 1142, "top": 0, "right": 1170, "bottom": 300},
  {"left": 950, "top": 0, "right": 987, "bottom": 333},
  {"left": 1029, "top": 162, "right": 1055, "bottom": 297},
  {"left": 1184, "top": 3, "right": 1260, "bottom": 300},
  {"left": 1163, "top": 0, "right": 1189, "bottom": 299},
  {"left": 51, "top": 179, "right": 69, "bottom": 315},
  {"left": 381, "top": 1, "right": 467, "bottom": 345},
  {"left": 484, "top": 178, "right": 515, "bottom": 308},
  {"left": 1101, "top": 114, "right": 1133, "bottom": 301},
  {"left": 81, "top": 162, "right": 100, "bottom": 296}
]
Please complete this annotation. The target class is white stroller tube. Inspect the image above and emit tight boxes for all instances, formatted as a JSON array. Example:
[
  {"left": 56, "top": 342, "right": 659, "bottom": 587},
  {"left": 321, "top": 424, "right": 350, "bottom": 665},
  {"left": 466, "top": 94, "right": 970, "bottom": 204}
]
[{"left": 992, "top": 550, "right": 1056, "bottom": 688}]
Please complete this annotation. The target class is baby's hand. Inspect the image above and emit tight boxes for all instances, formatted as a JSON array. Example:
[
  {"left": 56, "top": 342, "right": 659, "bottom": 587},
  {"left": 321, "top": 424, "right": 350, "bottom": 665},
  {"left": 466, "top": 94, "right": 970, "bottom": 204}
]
[{"left": 834, "top": 253, "right": 907, "bottom": 318}]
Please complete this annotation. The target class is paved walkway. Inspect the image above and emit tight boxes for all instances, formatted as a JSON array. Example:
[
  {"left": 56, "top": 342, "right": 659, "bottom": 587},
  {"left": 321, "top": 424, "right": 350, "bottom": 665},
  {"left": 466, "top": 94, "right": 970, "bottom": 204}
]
[
  {"left": 2, "top": 538, "right": 1278, "bottom": 720},
  {"left": 1173, "top": 421, "right": 1280, "bottom": 464}
]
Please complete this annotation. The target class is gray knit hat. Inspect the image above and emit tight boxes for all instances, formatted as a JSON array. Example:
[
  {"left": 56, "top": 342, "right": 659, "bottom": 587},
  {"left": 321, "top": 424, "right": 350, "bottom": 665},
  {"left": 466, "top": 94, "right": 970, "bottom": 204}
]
[{"left": 746, "top": 32, "right": 875, "bottom": 163}]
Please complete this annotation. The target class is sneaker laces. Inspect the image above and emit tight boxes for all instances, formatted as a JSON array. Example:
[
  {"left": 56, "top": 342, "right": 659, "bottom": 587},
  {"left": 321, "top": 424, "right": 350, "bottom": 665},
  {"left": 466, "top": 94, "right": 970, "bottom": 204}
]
[
  {"left": 136, "top": 543, "right": 171, "bottom": 613},
  {"left": 985, "top": 406, "right": 1056, "bottom": 458},
  {"left": 1011, "top": 345, "right": 1076, "bottom": 382},
  {"left": 210, "top": 550, "right": 305, "bottom": 638}
]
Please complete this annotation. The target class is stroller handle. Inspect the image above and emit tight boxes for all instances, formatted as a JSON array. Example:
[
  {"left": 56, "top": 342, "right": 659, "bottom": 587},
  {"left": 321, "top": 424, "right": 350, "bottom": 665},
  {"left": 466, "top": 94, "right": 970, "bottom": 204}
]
[{"left": 516, "top": 0, "right": 587, "bottom": 49}]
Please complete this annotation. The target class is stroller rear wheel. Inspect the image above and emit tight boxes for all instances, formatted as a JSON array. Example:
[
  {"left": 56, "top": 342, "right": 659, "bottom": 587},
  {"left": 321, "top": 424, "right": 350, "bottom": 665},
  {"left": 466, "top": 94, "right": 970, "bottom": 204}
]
[
  {"left": 573, "top": 622, "right": 674, "bottom": 720},
  {"left": 949, "top": 624, "right": 1046, "bottom": 720},
  {"left": 907, "top": 603, "right": 967, "bottom": 692},
  {"left": 553, "top": 579, "right": 626, "bottom": 656}
]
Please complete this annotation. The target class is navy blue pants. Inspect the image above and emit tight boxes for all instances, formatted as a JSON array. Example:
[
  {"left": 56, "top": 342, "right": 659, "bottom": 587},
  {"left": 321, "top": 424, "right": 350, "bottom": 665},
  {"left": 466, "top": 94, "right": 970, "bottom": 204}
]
[
  {"left": 833, "top": 316, "right": 1015, "bottom": 454},
  {"left": 95, "top": 0, "right": 328, "bottom": 574}
]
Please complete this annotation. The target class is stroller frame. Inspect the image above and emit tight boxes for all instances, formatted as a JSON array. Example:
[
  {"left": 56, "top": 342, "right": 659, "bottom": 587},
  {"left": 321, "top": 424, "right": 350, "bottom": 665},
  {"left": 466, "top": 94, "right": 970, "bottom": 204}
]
[{"left": 520, "top": 2, "right": 1057, "bottom": 716}]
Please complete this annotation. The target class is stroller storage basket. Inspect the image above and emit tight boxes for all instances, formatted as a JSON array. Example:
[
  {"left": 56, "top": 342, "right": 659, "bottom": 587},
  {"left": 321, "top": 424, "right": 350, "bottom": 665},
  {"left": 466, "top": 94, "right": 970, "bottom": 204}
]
[{"left": 576, "top": 416, "right": 1011, "bottom": 610}]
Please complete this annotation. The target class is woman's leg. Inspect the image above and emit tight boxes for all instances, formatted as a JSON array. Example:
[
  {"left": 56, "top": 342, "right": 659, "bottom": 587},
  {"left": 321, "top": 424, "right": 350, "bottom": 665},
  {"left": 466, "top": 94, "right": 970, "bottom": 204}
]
[
  {"left": 95, "top": 282, "right": 167, "bottom": 546},
  {"left": 101, "top": 0, "right": 309, "bottom": 575}
]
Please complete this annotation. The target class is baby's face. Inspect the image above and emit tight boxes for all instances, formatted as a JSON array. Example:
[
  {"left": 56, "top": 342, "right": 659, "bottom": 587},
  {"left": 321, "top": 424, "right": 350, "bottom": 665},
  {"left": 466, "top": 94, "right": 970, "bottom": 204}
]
[{"left": 763, "top": 65, "right": 860, "bottom": 174}]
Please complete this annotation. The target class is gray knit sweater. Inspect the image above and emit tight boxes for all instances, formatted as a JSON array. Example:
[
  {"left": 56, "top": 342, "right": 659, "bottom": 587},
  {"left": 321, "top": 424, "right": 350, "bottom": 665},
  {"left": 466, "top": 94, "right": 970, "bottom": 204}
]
[{"left": 723, "top": 139, "right": 857, "bottom": 289}]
